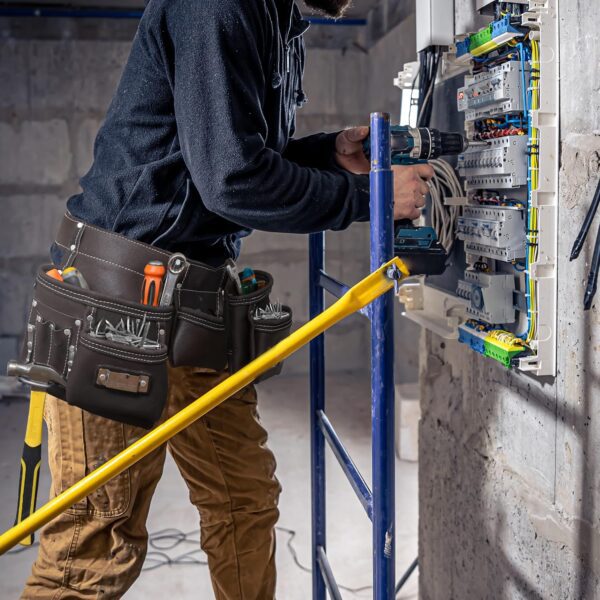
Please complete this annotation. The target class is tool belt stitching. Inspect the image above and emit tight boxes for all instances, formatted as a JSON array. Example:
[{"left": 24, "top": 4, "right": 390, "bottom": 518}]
[
  {"left": 37, "top": 277, "right": 171, "bottom": 320},
  {"left": 65, "top": 212, "right": 172, "bottom": 260},
  {"left": 253, "top": 321, "right": 291, "bottom": 332},
  {"left": 56, "top": 241, "right": 144, "bottom": 277},
  {"left": 80, "top": 338, "right": 168, "bottom": 363},
  {"left": 228, "top": 295, "right": 268, "bottom": 307},
  {"left": 64, "top": 212, "right": 226, "bottom": 276},
  {"left": 46, "top": 327, "right": 54, "bottom": 365},
  {"left": 177, "top": 312, "right": 225, "bottom": 330}
]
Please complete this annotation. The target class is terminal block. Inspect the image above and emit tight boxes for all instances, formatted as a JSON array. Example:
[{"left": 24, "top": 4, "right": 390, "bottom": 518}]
[
  {"left": 456, "top": 270, "right": 515, "bottom": 324},
  {"left": 468, "top": 15, "right": 525, "bottom": 57},
  {"left": 458, "top": 135, "right": 528, "bottom": 189},
  {"left": 457, "top": 61, "right": 526, "bottom": 121},
  {"left": 456, "top": 205, "right": 526, "bottom": 262},
  {"left": 458, "top": 322, "right": 527, "bottom": 367}
]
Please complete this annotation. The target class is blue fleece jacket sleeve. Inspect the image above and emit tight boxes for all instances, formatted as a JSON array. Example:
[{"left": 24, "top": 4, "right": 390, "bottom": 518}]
[{"left": 155, "top": 0, "right": 370, "bottom": 234}]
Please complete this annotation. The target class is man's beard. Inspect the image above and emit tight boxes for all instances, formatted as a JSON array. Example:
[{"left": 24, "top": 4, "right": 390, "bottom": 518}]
[{"left": 304, "top": 0, "right": 352, "bottom": 18}]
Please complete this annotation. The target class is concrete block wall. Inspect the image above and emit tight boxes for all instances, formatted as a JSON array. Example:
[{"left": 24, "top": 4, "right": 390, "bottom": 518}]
[
  {"left": 0, "top": 27, "right": 132, "bottom": 371},
  {"left": 418, "top": 3, "right": 600, "bottom": 598}
]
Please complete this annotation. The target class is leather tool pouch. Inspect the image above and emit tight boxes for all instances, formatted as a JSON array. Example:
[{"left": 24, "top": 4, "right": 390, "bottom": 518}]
[
  {"left": 170, "top": 270, "right": 293, "bottom": 383},
  {"left": 15, "top": 257, "right": 291, "bottom": 429},
  {"left": 225, "top": 271, "right": 293, "bottom": 382},
  {"left": 20, "top": 265, "right": 173, "bottom": 429}
]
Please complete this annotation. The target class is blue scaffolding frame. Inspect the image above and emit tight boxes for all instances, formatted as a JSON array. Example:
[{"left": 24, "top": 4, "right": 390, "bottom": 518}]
[{"left": 309, "top": 112, "right": 407, "bottom": 599}]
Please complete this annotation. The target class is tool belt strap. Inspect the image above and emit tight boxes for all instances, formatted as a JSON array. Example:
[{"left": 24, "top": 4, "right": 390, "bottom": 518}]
[{"left": 55, "top": 213, "right": 228, "bottom": 302}]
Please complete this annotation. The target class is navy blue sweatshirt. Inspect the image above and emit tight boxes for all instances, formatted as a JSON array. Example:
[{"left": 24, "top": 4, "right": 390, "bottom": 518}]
[{"left": 65, "top": 0, "right": 371, "bottom": 265}]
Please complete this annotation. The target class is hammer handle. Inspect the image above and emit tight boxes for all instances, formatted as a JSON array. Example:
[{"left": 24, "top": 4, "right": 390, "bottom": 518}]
[{"left": 14, "top": 390, "right": 45, "bottom": 546}]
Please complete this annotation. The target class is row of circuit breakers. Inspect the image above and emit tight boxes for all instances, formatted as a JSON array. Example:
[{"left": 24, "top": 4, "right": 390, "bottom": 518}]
[{"left": 423, "top": 3, "right": 558, "bottom": 376}]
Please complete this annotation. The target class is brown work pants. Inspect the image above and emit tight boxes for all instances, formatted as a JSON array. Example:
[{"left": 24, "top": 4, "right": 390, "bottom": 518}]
[{"left": 21, "top": 366, "right": 281, "bottom": 600}]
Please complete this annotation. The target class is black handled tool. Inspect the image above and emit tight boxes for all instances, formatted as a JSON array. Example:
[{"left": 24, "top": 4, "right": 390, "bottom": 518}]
[
  {"left": 570, "top": 178, "right": 600, "bottom": 310},
  {"left": 7, "top": 361, "right": 66, "bottom": 545},
  {"left": 14, "top": 389, "right": 45, "bottom": 545}
]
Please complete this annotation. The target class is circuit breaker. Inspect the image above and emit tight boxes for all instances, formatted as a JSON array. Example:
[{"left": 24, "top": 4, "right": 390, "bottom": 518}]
[{"left": 397, "top": 0, "right": 559, "bottom": 377}]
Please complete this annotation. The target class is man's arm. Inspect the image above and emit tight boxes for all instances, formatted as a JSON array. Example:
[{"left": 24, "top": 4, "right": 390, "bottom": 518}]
[
  {"left": 282, "top": 132, "right": 340, "bottom": 170},
  {"left": 152, "top": 0, "right": 370, "bottom": 234}
]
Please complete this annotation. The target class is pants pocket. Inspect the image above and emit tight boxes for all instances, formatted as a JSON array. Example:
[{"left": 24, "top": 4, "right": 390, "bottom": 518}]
[
  {"left": 46, "top": 395, "right": 131, "bottom": 517},
  {"left": 82, "top": 409, "right": 131, "bottom": 518}
]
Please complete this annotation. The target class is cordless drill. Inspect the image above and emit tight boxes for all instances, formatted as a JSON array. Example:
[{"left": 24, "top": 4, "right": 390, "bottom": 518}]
[{"left": 364, "top": 125, "right": 470, "bottom": 276}]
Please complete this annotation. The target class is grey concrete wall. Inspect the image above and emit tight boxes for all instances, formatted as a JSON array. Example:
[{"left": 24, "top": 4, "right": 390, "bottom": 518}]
[
  {"left": 0, "top": 24, "right": 132, "bottom": 372},
  {"left": 419, "top": 3, "right": 600, "bottom": 599}
]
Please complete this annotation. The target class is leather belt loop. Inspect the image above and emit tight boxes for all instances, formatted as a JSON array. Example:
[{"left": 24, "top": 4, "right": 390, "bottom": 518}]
[{"left": 64, "top": 219, "right": 86, "bottom": 269}]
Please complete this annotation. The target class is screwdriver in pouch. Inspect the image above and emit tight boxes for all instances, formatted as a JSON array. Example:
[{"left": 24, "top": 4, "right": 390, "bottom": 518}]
[
  {"left": 142, "top": 261, "right": 165, "bottom": 306},
  {"left": 62, "top": 267, "right": 89, "bottom": 289}
]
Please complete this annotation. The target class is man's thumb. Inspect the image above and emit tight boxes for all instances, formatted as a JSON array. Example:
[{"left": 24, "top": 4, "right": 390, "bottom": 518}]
[{"left": 345, "top": 126, "right": 369, "bottom": 142}]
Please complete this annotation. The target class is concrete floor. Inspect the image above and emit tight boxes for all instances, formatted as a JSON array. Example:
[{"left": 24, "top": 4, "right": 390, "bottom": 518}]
[{"left": 0, "top": 373, "right": 418, "bottom": 599}]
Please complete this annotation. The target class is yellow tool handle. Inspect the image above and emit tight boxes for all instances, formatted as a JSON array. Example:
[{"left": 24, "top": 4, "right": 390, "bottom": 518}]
[
  {"left": 0, "top": 257, "right": 408, "bottom": 555},
  {"left": 14, "top": 390, "right": 45, "bottom": 546}
]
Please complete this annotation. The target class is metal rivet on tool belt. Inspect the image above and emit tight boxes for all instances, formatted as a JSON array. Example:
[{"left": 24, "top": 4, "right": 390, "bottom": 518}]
[
  {"left": 70, "top": 244, "right": 76, "bottom": 251},
  {"left": 28, "top": 324, "right": 34, "bottom": 331},
  {"left": 98, "top": 373, "right": 107, "bottom": 382},
  {"left": 139, "top": 380, "right": 147, "bottom": 387},
  {"left": 32, "top": 300, "right": 37, "bottom": 307},
  {"left": 77, "top": 222, "right": 83, "bottom": 229},
  {"left": 64, "top": 329, "right": 71, "bottom": 336},
  {"left": 36, "top": 315, "right": 42, "bottom": 322},
  {"left": 75, "top": 320, "right": 81, "bottom": 327}
]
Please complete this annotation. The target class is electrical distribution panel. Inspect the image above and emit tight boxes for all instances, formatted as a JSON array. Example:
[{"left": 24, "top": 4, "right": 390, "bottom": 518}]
[
  {"left": 415, "top": 0, "right": 455, "bottom": 52},
  {"left": 399, "top": 0, "right": 559, "bottom": 377},
  {"left": 457, "top": 61, "right": 526, "bottom": 120}
]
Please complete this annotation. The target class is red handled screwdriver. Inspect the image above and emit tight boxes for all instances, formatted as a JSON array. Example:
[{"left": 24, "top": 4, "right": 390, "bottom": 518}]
[{"left": 141, "top": 261, "right": 165, "bottom": 306}]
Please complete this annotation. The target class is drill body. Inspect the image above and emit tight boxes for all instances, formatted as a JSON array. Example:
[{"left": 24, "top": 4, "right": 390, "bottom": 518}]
[
  {"left": 364, "top": 125, "right": 468, "bottom": 165},
  {"left": 363, "top": 125, "right": 468, "bottom": 275}
]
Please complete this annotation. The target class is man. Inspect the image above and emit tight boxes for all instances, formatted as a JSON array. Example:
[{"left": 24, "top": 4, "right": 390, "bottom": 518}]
[{"left": 22, "top": 0, "right": 433, "bottom": 598}]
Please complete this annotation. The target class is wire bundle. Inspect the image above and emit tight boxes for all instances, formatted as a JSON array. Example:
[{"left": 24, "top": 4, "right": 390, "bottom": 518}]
[
  {"left": 526, "top": 38, "right": 540, "bottom": 343},
  {"left": 428, "top": 159, "right": 463, "bottom": 253},
  {"left": 416, "top": 46, "right": 442, "bottom": 128}
]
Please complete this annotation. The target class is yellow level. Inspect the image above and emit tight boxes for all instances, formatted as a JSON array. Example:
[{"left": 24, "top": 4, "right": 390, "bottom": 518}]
[{"left": 0, "top": 257, "right": 408, "bottom": 555}]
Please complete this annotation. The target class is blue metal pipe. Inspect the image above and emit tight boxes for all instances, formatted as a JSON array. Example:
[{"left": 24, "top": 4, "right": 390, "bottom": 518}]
[
  {"left": 395, "top": 557, "right": 418, "bottom": 594},
  {"left": 369, "top": 112, "right": 396, "bottom": 599},
  {"left": 309, "top": 232, "right": 327, "bottom": 600},
  {"left": 317, "top": 546, "right": 343, "bottom": 600},
  {"left": 0, "top": 6, "right": 367, "bottom": 25},
  {"left": 318, "top": 271, "right": 350, "bottom": 299},
  {"left": 317, "top": 410, "right": 373, "bottom": 519}
]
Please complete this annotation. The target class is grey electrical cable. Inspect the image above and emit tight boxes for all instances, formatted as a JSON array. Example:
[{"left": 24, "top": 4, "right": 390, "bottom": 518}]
[{"left": 428, "top": 158, "right": 463, "bottom": 253}]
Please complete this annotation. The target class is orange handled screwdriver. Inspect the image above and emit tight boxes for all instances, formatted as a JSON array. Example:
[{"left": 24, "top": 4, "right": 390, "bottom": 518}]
[{"left": 141, "top": 261, "right": 165, "bottom": 306}]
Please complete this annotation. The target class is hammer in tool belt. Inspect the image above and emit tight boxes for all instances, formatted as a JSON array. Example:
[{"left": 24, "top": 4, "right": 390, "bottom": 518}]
[{"left": 7, "top": 361, "right": 66, "bottom": 545}]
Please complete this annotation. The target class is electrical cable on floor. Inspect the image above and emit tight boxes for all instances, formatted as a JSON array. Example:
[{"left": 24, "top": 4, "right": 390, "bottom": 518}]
[{"left": 8, "top": 527, "right": 370, "bottom": 595}]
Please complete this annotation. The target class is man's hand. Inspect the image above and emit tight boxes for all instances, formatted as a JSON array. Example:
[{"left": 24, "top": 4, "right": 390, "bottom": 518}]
[
  {"left": 335, "top": 126, "right": 370, "bottom": 174},
  {"left": 393, "top": 164, "right": 435, "bottom": 221}
]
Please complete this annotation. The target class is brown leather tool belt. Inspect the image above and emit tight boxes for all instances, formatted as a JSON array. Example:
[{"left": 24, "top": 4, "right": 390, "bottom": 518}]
[{"left": 11, "top": 213, "right": 292, "bottom": 429}]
